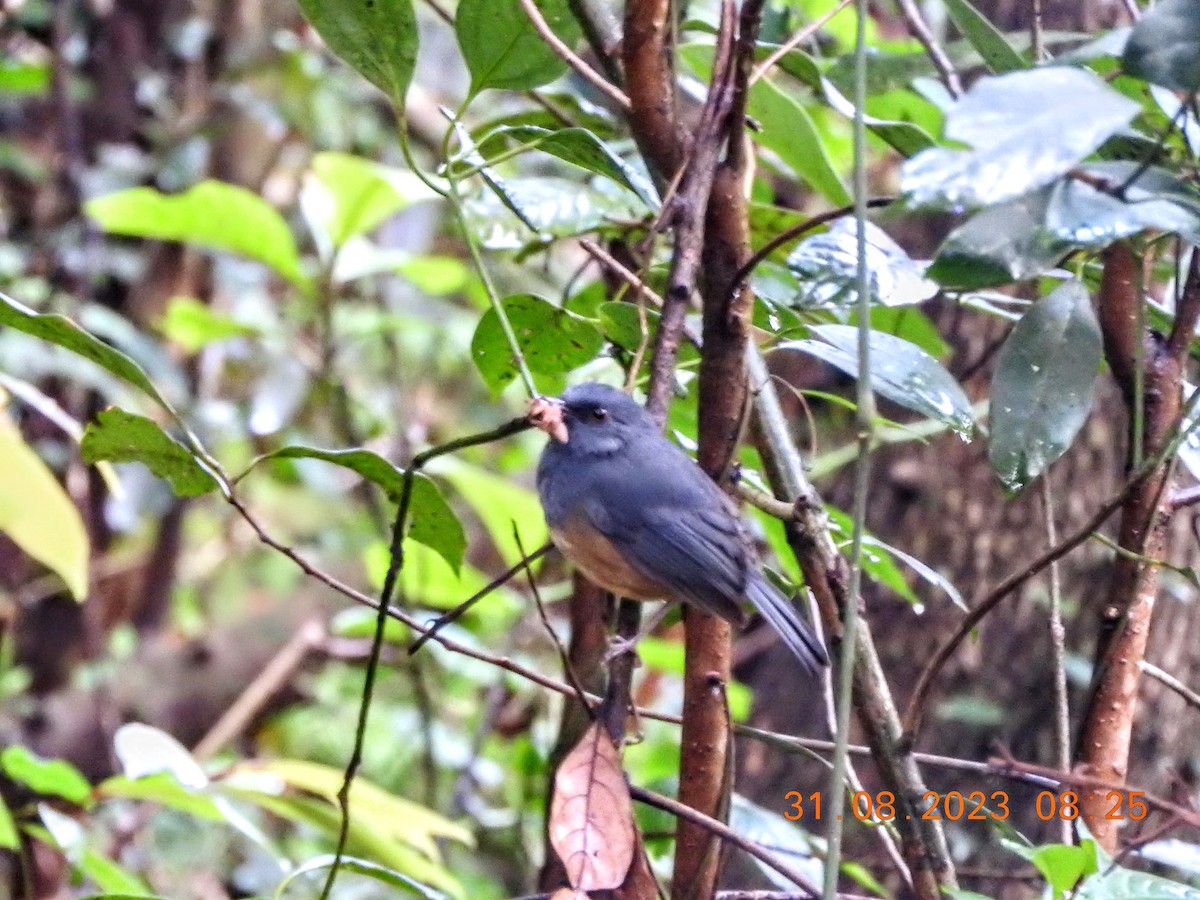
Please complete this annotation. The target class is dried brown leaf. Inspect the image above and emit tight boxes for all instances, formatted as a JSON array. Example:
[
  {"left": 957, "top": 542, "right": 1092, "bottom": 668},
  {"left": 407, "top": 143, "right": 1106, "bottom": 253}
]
[{"left": 549, "top": 722, "right": 636, "bottom": 890}]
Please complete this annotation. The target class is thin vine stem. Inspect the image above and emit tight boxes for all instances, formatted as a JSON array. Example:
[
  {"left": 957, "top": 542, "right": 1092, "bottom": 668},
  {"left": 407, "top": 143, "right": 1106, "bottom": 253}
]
[{"left": 822, "top": 0, "right": 873, "bottom": 893}]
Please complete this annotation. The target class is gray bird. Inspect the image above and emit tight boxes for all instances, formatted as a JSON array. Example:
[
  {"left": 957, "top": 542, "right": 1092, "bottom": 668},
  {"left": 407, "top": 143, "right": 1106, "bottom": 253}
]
[{"left": 530, "top": 382, "right": 827, "bottom": 675}]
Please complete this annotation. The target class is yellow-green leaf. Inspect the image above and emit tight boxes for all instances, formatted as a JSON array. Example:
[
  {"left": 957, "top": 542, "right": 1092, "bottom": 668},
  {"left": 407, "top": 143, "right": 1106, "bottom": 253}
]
[{"left": 0, "top": 409, "right": 88, "bottom": 599}]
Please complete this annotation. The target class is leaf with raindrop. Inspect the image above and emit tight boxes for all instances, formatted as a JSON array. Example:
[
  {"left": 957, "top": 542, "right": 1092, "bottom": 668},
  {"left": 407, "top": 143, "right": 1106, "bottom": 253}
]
[
  {"left": 988, "top": 280, "right": 1101, "bottom": 493},
  {"left": 778, "top": 325, "right": 974, "bottom": 437},
  {"left": 786, "top": 219, "right": 938, "bottom": 310}
]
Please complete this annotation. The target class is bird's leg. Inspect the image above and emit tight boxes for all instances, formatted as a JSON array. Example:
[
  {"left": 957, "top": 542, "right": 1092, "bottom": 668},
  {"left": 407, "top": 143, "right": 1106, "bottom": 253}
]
[{"left": 603, "top": 600, "right": 677, "bottom": 663}]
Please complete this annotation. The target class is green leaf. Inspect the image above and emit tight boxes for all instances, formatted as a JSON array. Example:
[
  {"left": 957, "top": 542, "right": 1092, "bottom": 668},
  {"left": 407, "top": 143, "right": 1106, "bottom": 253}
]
[
  {"left": 826, "top": 507, "right": 918, "bottom": 604},
  {"left": 283, "top": 855, "right": 447, "bottom": 900},
  {"left": 296, "top": 0, "right": 418, "bottom": 105},
  {"left": 902, "top": 68, "right": 1139, "bottom": 210},
  {"left": 927, "top": 188, "right": 1073, "bottom": 289},
  {"left": 427, "top": 456, "right": 546, "bottom": 566},
  {"left": 86, "top": 181, "right": 307, "bottom": 289},
  {"left": 0, "top": 746, "right": 92, "bottom": 806},
  {"left": 0, "top": 797, "right": 17, "bottom": 850},
  {"left": 98, "top": 773, "right": 224, "bottom": 822},
  {"left": 598, "top": 301, "right": 700, "bottom": 368},
  {"left": 259, "top": 447, "right": 466, "bottom": 573},
  {"left": 1031, "top": 841, "right": 1097, "bottom": 893},
  {"left": 0, "top": 291, "right": 174, "bottom": 413},
  {"left": 234, "top": 758, "right": 473, "bottom": 857},
  {"left": 747, "top": 76, "right": 851, "bottom": 206},
  {"left": 1123, "top": 0, "right": 1200, "bottom": 93},
  {"left": 456, "top": 0, "right": 581, "bottom": 94},
  {"left": 80, "top": 409, "right": 217, "bottom": 498},
  {"left": 158, "top": 297, "right": 257, "bottom": 352},
  {"left": 865, "top": 536, "right": 966, "bottom": 610},
  {"left": 779, "top": 325, "right": 974, "bottom": 436},
  {"left": 78, "top": 850, "right": 151, "bottom": 895},
  {"left": 473, "top": 126, "right": 657, "bottom": 206},
  {"left": 989, "top": 280, "right": 1101, "bottom": 493},
  {"left": 941, "top": 0, "right": 1027, "bottom": 73},
  {"left": 461, "top": 176, "right": 647, "bottom": 249},
  {"left": 470, "top": 294, "right": 604, "bottom": 394},
  {"left": 0, "top": 410, "right": 89, "bottom": 599},
  {"left": 310, "top": 151, "right": 436, "bottom": 246},
  {"left": 678, "top": 43, "right": 850, "bottom": 205}
]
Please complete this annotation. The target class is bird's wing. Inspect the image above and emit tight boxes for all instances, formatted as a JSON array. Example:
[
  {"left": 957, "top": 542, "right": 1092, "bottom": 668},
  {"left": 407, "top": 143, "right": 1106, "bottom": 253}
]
[{"left": 582, "top": 491, "right": 751, "bottom": 623}]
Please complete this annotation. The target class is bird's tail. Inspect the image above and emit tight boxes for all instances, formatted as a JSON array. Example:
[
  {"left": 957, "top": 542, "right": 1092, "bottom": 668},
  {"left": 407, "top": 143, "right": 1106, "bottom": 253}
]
[{"left": 746, "top": 575, "right": 828, "bottom": 676}]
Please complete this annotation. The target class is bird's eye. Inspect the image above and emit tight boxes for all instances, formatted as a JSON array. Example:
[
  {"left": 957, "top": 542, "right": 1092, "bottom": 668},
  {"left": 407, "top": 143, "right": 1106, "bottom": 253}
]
[{"left": 591, "top": 407, "right": 609, "bottom": 421}]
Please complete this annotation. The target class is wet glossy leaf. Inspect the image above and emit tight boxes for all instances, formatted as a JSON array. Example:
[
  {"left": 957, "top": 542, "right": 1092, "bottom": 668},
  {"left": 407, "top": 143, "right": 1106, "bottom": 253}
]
[
  {"left": 0, "top": 291, "right": 173, "bottom": 412},
  {"left": 902, "top": 68, "right": 1139, "bottom": 210},
  {"left": 309, "top": 151, "right": 437, "bottom": 246},
  {"left": 989, "top": 280, "right": 1101, "bottom": 493},
  {"left": 1124, "top": 0, "right": 1200, "bottom": 93},
  {"left": 297, "top": 0, "right": 418, "bottom": 105},
  {"left": 779, "top": 325, "right": 974, "bottom": 436},
  {"left": 456, "top": 0, "right": 581, "bottom": 94},
  {"left": 462, "top": 177, "right": 647, "bottom": 249},
  {"left": 1080, "top": 867, "right": 1200, "bottom": 900},
  {"left": 1, "top": 746, "right": 92, "bottom": 805},
  {"left": 86, "top": 181, "right": 307, "bottom": 289},
  {"left": 471, "top": 293, "right": 604, "bottom": 394},
  {"left": 258, "top": 446, "right": 465, "bottom": 573},
  {"left": 786, "top": 219, "right": 937, "bottom": 309},
  {"left": 549, "top": 723, "right": 635, "bottom": 890},
  {"left": 1045, "top": 162, "right": 1200, "bottom": 248},
  {"left": 862, "top": 307, "right": 949, "bottom": 359},
  {"left": 927, "top": 188, "right": 1073, "bottom": 289},
  {"left": 728, "top": 792, "right": 823, "bottom": 889},
  {"left": 0, "top": 410, "right": 89, "bottom": 599},
  {"left": 81, "top": 408, "right": 217, "bottom": 498},
  {"left": 942, "top": 0, "right": 1027, "bottom": 73},
  {"left": 473, "top": 126, "right": 656, "bottom": 206}
]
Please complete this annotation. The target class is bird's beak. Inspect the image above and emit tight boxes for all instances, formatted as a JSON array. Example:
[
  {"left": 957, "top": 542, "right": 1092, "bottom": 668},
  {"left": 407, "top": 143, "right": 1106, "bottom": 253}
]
[{"left": 527, "top": 396, "right": 569, "bottom": 443}]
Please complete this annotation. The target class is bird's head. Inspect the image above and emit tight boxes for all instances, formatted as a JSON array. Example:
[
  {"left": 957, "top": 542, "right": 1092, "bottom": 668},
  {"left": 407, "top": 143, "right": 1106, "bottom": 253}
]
[{"left": 528, "top": 382, "right": 655, "bottom": 457}]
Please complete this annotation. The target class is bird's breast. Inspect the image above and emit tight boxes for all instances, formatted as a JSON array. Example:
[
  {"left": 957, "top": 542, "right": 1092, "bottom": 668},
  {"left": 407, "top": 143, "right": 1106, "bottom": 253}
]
[{"left": 550, "top": 517, "right": 668, "bottom": 601}]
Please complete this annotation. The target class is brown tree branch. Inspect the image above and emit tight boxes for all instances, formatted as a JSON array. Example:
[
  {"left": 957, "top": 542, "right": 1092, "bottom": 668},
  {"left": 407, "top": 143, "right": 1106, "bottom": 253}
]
[{"left": 1077, "top": 243, "right": 1200, "bottom": 847}]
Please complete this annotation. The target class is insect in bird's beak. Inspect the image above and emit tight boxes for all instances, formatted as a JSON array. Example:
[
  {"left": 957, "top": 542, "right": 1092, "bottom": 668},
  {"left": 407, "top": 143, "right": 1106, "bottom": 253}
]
[{"left": 527, "top": 396, "right": 569, "bottom": 443}]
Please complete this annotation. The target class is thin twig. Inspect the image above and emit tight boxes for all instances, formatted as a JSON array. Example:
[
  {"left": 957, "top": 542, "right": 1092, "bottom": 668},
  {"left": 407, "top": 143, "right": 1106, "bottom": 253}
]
[
  {"left": 892, "top": 0, "right": 962, "bottom": 97},
  {"left": 513, "top": 525, "right": 593, "bottom": 713},
  {"left": 901, "top": 478, "right": 1139, "bottom": 744},
  {"left": 730, "top": 197, "right": 895, "bottom": 290},
  {"left": 1040, "top": 474, "right": 1071, "bottom": 845},
  {"left": 629, "top": 786, "right": 820, "bottom": 897},
  {"left": 823, "top": 0, "right": 878, "bottom": 887},
  {"left": 1140, "top": 660, "right": 1200, "bottom": 711},
  {"left": 517, "top": 0, "right": 631, "bottom": 110},
  {"left": 408, "top": 542, "right": 553, "bottom": 654}
]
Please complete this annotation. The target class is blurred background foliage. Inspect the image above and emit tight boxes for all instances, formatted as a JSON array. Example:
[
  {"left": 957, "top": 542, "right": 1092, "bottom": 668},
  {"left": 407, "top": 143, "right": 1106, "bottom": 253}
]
[{"left": 3, "top": 0, "right": 1200, "bottom": 896}]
